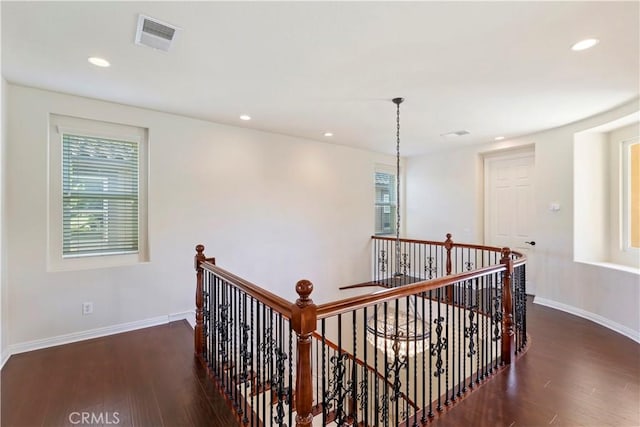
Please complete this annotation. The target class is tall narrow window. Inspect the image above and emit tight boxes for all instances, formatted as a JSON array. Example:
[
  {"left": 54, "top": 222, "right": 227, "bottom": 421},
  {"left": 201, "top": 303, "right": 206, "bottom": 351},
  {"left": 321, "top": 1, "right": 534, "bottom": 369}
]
[
  {"left": 375, "top": 171, "right": 397, "bottom": 235},
  {"left": 62, "top": 134, "right": 139, "bottom": 257},
  {"left": 624, "top": 139, "right": 640, "bottom": 249}
]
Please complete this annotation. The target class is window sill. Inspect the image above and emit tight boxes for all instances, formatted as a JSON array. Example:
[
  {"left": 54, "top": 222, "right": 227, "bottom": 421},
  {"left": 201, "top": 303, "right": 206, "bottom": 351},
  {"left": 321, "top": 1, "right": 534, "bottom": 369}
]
[
  {"left": 576, "top": 261, "right": 640, "bottom": 275},
  {"left": 47, "top": 253, "right": 150, "bottom": 272}
]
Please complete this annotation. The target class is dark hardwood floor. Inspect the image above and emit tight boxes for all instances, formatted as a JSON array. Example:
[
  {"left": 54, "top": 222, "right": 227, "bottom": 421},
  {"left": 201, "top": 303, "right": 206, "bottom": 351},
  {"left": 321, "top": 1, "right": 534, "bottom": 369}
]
[
  {"left": 435, "top": 298, "right": 640, "bottom": 427},
  {"left": 1, "top": 298, "right": 639, "bottom": 426},
  {"left": 1, "top": 321, "right": 237, "bottom": 427}
]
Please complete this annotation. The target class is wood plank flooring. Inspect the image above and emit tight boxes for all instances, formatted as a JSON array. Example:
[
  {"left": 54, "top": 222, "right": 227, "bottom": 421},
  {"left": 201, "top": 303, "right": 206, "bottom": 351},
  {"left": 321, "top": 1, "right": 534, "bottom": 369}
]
[
  {"left": 2, "top": 298, "right": 639, "bottom": 426},
  {"left": 1, "top": 321, "right": 237, "bottom": 427}
]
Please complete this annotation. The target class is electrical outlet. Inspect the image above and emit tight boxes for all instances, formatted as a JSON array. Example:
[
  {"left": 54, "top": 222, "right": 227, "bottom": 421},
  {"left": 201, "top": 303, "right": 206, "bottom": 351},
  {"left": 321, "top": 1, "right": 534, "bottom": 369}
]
[{"left": 82, "top": 302, "right": 93, "bottom": 315}]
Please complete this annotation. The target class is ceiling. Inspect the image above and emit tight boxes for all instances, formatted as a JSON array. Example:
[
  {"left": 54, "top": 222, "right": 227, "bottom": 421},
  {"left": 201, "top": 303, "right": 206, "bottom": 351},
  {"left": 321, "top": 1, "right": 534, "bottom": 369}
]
[{"left": 2, "top": 1, "right": 639, "bottom": 156}]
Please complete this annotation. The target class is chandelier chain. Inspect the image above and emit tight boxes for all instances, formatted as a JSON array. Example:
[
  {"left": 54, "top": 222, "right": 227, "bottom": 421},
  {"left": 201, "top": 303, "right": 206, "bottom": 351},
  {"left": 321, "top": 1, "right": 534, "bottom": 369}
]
[{"left": 395, "top": 99, "right": 401, "bottom": 277}]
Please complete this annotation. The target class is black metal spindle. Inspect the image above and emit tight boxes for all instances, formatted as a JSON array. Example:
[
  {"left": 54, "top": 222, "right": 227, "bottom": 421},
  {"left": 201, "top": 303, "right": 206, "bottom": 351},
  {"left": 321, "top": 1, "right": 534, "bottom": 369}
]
[
  {"left": 233, "top": 286, "right": 239, "bottom": 409},
  {"left": 352, "top": 310, "right": 357, "bottom": 424},
  {"left": 421, "top": 291, "right": 426, "bottom": 424},
  {"left": 445, "top": 286, "right": 450, "bottom": 407},
  {"left": 475, "top": 279, "right": 481, "bottom": 386},
  {"left": 362, "top": 306, "right": 368, "bottom": 427},
  {"left": 428, "top": 290, "right": 433, "bottom": 419},
  {"left": 288, "top": 325, "right": 293, "bottom": 427},
  {"left": 321, "top": 319, "right": 327, "bottom": 425}
]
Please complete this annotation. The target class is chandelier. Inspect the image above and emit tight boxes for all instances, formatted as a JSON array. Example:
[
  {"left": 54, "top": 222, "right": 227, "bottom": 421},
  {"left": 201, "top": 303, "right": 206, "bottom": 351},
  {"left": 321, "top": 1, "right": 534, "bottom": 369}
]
[{"left": 366, "top": 97, "right": 429, "bottom": 360}]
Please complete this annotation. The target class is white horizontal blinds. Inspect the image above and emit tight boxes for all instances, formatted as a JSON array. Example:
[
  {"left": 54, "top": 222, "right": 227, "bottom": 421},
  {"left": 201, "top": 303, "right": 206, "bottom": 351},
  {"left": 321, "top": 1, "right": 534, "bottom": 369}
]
[
  {"left": 62, "top": 133, "right": 139, "bottom": 257},
  {"left": 375, "top": 171, "right": 397, "bottom": 235}
]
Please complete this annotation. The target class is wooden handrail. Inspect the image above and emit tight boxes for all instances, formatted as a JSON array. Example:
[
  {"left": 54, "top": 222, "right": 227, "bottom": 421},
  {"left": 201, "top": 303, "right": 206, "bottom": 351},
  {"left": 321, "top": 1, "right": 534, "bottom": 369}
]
[
  {"left": 372, "top": 234, "right": 522, "bottom": 254},
  {"left": 201, "top": 260, "right": 293, "bottom": 318},
  {"left": 316, "top": 264, "right": 506, "bottom": 319}
]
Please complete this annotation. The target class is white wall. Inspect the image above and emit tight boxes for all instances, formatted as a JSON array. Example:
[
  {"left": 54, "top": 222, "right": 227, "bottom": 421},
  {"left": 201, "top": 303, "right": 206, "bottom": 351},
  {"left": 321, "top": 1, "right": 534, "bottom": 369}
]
[
  {"left": 5, "top": 84, "right": 396, "bottom": 350},
  {"left": 405, "top": 148, "right": 482, "bottom": 244},
  {"left": 1, "top": 77, "right": 7, "bottom": 366},
  {"left": 574, "top": 132, "right": 609, "bottom": 262},
  {"left": 406, "top": 99, "right": 640, "bottom": 342}
]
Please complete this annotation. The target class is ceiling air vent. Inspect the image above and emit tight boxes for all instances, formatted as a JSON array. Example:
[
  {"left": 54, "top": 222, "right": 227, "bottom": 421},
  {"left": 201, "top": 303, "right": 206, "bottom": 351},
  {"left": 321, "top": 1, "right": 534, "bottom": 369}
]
[{"left": 135, "top": 15, "right": 180, "bottom": 52}]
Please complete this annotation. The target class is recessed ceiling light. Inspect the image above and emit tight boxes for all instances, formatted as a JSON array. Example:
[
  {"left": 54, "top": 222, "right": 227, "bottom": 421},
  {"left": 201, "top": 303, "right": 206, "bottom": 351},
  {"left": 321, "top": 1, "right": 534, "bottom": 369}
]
[
  {"left": 494, "top": 136, "right": 505, "bottom": 141},
  {"left": 88, "top": 57, "right": 110, "bottom": 67},
  {"left": 239, "top": 115, "right": 251, "bottom": 121},
  {"left": 324, "top": 132, "right": 333, "bottom": 137},
  {"left": 440, "top": 130, "right": 470, "bottom": 138},
  {"left": 571, "top": 38, "right": 599, "bottom": 51}
]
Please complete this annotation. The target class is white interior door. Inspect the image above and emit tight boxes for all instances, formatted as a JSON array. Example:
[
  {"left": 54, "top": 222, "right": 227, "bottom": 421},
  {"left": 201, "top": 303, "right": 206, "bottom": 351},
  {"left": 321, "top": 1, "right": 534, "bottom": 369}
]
[{"left": 484, "top": 150, "right": 536, "bottom": 295}]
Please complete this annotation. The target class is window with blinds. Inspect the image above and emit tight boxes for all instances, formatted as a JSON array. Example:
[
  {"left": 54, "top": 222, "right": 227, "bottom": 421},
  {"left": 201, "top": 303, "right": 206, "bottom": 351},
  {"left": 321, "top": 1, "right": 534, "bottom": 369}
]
[
  {"left": 375, "top": 171, "right": 397, "bottom": 235},
  {"left": 62, "top": 133, "right": 139, "bottom": 257}
]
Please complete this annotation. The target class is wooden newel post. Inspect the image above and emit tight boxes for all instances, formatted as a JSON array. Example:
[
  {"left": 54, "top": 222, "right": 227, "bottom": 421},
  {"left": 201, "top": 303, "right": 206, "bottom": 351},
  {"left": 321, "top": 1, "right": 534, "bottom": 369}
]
[
  {"left": 194, "top": 245, "right": 206, "bottom": 357},
  {"left": 500, "top": 247, "right": 515, "bottom": 365},
  {"left": 291, "top": 280, "right": 317, "bottom": 427},
  {"left": 194, "top": 245, "right": 215, "bottom": 358},
  {"left": 444, "top": 233, "right": 454, "bottom": 302}
]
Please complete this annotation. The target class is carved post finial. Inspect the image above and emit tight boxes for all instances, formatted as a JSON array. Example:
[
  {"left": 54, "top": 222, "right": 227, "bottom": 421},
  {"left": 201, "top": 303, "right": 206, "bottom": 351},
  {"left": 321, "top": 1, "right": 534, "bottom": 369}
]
[
  {"left": 296, "top": 279, "right": 314, "bottom": 307},
  {"left": 195, "top": 244, "right": 205, "bottom": 271}
]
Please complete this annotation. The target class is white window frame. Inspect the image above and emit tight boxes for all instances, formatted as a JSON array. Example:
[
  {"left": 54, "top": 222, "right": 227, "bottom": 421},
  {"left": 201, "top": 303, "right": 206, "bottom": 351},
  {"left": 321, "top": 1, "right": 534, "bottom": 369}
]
[
  {"left": 48, "top": 114, "right": 149, "bottom": 271},
  {"left": 374, "top": 164, "right": 398, "bottom": 236},
  {"left": 621, "top": 137, "right": 640, "bottom": 252}
]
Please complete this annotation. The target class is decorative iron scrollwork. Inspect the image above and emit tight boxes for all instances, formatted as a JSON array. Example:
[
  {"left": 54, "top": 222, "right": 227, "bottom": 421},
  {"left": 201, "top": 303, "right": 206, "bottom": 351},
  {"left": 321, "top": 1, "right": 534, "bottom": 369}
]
[
  {"left": 325, "top": 353, "right": 353, "bottom": 425},
  {"left": 465, "top": 308, "right": 478, "bottom": 357},
  {"left": 272, "top": 347, "right": 290, "bottom": 426},
  {"left": 400, "top": 253, "right": 411, "bottom": 276},
  {"left": 357, "top": 366, "right": 368, "bottom": 411},
  {"left": 492, "top": 288, "right": 503, "bottom": 342},
  {"left": 386, "top": 344, "right": 408, "bottom": 402},
  {"left": 260, "top": 327, "right": 276, "bottom": 364},
  {"left": 215, "top": 303, "right": 231, "bottom": 363},
  {"left": 430, "top": 316, "right": 447, "bottom": 377},
  {"left": 424, "top": 256, "right": 437, "bottom": 279},
  {"left": 464, "top": 261, "right": 474, "bottom": 271},
  {"left": 378, "top": 250, "right": 388, "bottom": 274},
  {"left": 239, "top": 323, "right": 252, "bottom": 382}
]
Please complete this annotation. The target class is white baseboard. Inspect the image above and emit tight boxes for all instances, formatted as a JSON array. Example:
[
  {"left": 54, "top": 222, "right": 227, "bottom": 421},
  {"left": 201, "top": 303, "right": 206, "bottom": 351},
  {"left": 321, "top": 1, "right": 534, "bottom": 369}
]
[
  {"left": 534, "top": 297, "right": 640, "bottom": 343},
  {"left": 3, "top": 310, "right": 196, "bottom": 367},
  {"left": 1, "top": 349, "right": 9, "bottom": 369},
  {"left": 169, "top": 310, "right": 195, "bottom": 328}
]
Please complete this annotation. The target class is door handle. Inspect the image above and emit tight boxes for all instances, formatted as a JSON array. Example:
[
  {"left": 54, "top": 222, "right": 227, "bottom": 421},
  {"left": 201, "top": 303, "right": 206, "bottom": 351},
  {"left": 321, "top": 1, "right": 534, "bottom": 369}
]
[{"left": 525, "top": 241, "right": 536, "bottom": 246}]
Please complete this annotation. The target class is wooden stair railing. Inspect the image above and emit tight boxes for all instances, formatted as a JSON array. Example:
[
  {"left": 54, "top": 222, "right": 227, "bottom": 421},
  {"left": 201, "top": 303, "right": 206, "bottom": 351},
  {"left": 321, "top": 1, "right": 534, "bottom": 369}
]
[{"left": 194, "top": 234, "right": 528, "bottom": 426}]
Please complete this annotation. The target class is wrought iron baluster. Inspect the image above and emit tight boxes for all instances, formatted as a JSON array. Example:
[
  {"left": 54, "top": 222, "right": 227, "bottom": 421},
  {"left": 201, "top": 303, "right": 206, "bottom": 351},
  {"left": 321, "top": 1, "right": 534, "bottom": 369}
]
[
  {"left": 288, "top": 325, "right": 293, "bottom": 427},
  {"left": 428, "top": 291, "right": 434, "bottom": 419},
  {"left": 321, "top": 319, "right": 327, "bottom": 426},
  {"left": 475, "top": 280, "right": 481, "bottom": 385},
  {"left": 272, "top": 346, "right": 288, "bottom": 426},
  {"left": 378, "top": 249, "right": 388, "bottom": 275},
  {"left": 362, "top": 306, "right": 368, "bottom": 427},
  {"left": 431, "top": 314, "right": 447, "bottom": 412}
]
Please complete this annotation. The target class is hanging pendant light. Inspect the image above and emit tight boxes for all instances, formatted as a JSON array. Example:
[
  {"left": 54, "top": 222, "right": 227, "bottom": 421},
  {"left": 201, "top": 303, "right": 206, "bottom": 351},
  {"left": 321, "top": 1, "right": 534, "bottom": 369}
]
[{"left": 366, "top": 97, "right": 429, "bottom": 360}]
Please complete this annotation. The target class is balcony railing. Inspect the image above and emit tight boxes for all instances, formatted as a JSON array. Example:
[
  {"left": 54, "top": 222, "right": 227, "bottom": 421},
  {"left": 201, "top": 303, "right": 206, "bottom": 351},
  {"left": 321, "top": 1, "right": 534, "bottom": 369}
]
[{"left": 194, "top": 234, "right": 528, "bottom": 426}]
